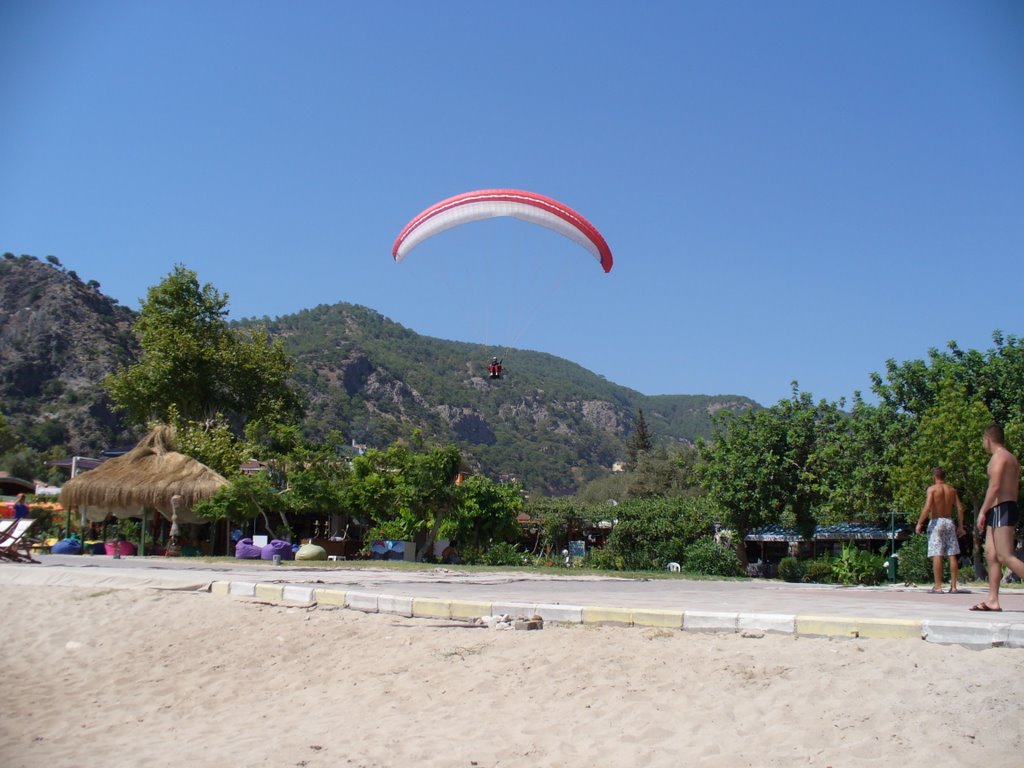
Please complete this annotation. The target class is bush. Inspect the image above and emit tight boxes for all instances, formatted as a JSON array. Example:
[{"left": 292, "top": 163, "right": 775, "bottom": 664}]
[
  {"left": 832, "top": 543, "right": 885, "bottom": 586},
  {"left": 604, "top": 497, "right": 716, "bottom": 571},
  {"left": 585, "top": 547, "right": 626, "bottom": 571},
  {"left": 894, "top": 534, "right": 933, "bottom": 585},
  {"left": 804, "top": 555, "right": 837, "bottom": 584},
  {"left": 777, "top": 557, "right": 805, "bottom": 583},
  {"left": 480, "top": 541, "right": 529, "bottom": 567},
  {"left": 681, "top": 536, "right": 744, "bottom": 577}
]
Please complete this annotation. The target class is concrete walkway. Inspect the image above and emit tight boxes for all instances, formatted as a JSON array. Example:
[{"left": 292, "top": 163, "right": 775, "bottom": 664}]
[{"left": 3, "top": 555, "right": 1023, "bottom": 647}]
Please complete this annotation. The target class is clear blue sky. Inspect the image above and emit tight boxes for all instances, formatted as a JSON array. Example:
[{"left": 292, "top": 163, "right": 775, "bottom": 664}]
[{"left": 2, "top": 1, "right": 1022, "bottom": 406}]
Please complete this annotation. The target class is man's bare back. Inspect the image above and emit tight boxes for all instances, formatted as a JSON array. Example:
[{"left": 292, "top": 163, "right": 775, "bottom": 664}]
[{"left": 925, "top": 481, "right": 960, "bottom": 519}]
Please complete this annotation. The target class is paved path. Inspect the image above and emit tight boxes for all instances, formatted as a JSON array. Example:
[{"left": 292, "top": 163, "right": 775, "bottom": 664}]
[{"left": 3, "top": 555, "right": 1023, "bottom": 640}]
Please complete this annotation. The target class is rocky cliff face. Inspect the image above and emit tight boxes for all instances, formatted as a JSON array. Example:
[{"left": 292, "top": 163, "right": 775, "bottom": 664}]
[{"left": 0, "top": 254, "right": 139, "bottom": 453}]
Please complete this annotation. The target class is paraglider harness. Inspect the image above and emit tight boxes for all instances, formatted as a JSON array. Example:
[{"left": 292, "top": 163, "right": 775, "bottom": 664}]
[{"left": 488, "top": 357, "right": 503, "bottom": 380}]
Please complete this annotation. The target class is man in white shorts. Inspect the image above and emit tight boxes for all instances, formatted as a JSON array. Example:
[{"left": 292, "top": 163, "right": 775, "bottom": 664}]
[{"left": 915, "top": 466, "right": 965, "bottom": 593}]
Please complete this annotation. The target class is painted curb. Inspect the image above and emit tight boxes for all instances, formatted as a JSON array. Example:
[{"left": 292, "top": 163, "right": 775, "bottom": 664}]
[
  {"left": 922, "top": 620, "right": 1009, "bottom": 646},
  {"left": 490, "top": 602, "right": 538, "bottom": 620},
  {"left": 313, "top": 587, "right": 347, "bottom": 607},
  {"left": 450, "top": 599, "right": 492, "bottom": 621},
  {"left": 534, "top": 603, "right": 584, "bottom": 624},
  {"left": 1007, "top": 625, "right": 1024, "bottom": 649},
  {"left": 797, "top": 615, "right": 922, "bottom": 640},
  {"left": 684, "top": 611, "right": 738, "bottom": 632},
  {"left": 412, "top": 597, "right": 452, "bottom": 619},
  {"left": 204, "top": 582, "right": 1024, "bottom": 647},
  {"left": 378, "top": 594, "right": 414, "bottom": 617},
  {"left": 583, "top": 606, "right": 633, "bottom": 626},
  {"left": 738, "top": 613, "right": 796, "bottom": 635},
  {"left": 255, "top": 583, "right": 284, "bottom": 601},
  {"left": 282, "top": 585, "right": 316, "bottom": 605},
  {"left": 631, "top": 608, "right": 684, "bottom": 629},
  {"left": 345, "top": 591, "right": 379, "bottom": 613},
  {"left": 229, "top": 581, "right": 257, "bottom": 597}
]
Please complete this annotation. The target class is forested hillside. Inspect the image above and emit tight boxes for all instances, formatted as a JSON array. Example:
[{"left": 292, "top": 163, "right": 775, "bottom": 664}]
[{"left": 0, "top": 255, "right": 758, "bottom": 493}]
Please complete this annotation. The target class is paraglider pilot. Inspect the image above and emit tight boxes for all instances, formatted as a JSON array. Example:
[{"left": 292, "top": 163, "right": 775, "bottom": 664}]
[{"left": 488, "top": 357, "right": 503, "bottom": 380}]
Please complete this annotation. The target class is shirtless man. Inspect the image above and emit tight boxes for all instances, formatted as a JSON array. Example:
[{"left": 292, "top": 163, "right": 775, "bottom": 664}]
[
  {"left": 915, "top": 467, "right": 965, "bottom": 593},
  {"left": 972, "top": 424, "right": 1024, "bottom": 611}
]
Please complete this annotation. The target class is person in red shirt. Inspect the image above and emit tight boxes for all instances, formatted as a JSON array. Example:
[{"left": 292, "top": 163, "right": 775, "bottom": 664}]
[{"left": 487, "top": 357, "right": 503, "bottom": 380}]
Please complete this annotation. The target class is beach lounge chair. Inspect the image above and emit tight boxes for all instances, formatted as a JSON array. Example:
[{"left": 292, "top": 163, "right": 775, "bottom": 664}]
[{"left": 0, "top": 518, "right": 40, "bottom": 563}]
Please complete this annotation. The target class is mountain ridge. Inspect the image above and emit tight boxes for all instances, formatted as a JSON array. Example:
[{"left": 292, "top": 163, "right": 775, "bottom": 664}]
[{"left": 1, "top": 254, "right": 758, "bottom": 493}]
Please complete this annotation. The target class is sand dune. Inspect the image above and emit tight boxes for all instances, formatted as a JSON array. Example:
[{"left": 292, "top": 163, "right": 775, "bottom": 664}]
[{"left": 1, "top": 584, "right": 1021, "bottom": 767}]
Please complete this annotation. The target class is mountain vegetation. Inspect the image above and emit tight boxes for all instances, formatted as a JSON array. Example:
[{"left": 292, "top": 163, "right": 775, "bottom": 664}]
[{"left": 0, "top": 255, "right": 757, "bottom": 493}]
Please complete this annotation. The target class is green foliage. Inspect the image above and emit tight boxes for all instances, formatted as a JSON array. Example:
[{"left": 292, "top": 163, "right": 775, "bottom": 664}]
[
  {"left": 803, "top": 555, "right": 837, "bottom": 584},
  {"left": 345, "top": 442, "right": 463, "bottom": 554},
  {"left": 600, "top": 496, "right": 716, "bottom": 571},
  {"left": 894, "top": 534, "right": 932, "bottom": 585},
  {"left": 626, "top": 444, "right": 701, "bottom": 500},
  {"left": 523, "top": 497, "right": 607, "bottom": 555},
  {"left": 480, "top": 541, "right": 529, "bottom": 566},
  {"left": 584, "top": 547, "right": 626, "bottom": 571},
  {"left": 106, "top": 265, "right": 303, "bottom": 428},
  {"left": 700, "top": 385, "right": 837, "bottom": 553},
  {"left": 891, "top": 382, "right": 992, "bottom": 520},
  {"left": 441, "top": 474, "right": 523, "bottom": 550},
  {"left": 831, "top": 543, "right": 885, "bottom": 586},
  {"left": 681, "top": 536, "right": 744, "bottom": 577},
  {"left": 192, "top": 472, "right": 278, "bottom": 524},
  {"left": 777, "top": 557, "right": 805, "bottom": 583},
  {"left": 626, "top": 409, "right": 653, "bottom": 469}
]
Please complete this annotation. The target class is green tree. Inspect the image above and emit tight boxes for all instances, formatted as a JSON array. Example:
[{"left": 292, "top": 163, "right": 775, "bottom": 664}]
[
  {"left": 628, "top": 444, "right": 700, "bottom": 499},
  {"left": 105, "top": 265, "right": 303, "bottom": 429},
  {"left": 626, "top": 409, "right": 653, "bottom": 469},
  {"left": 891, "top": 383, "right": 992, "bottom": 579},
  {"left": 441, "top": 475, "right": 523, "bottom": 550},
  {"left": 700, "top": 385, "right": 839, "bottom": 564},
  {"left": 344, "top": 442, "right": 463, "bottom": 558},
  {"left": 0, "top": 413, "right": 19, "bottom": 456}
]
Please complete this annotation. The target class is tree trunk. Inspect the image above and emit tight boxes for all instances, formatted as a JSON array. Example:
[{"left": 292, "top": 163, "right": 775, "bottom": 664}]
[
  {"left": 733, "top": 530, "right": 749, "bottom": 568},
  {"left": 970, "top": 499, "right": 986, "bottom": 581},
  {"left": 418, "top": 504, "right": 449, "bottom": 562}
]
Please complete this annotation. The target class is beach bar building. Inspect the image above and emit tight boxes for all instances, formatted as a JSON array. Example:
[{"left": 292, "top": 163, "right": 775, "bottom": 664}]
[
  {"left": 59, "top": 425, "right": 228, "bottom": 555},
  {"left": 744, "top": 521, "right": 913, "bottom": 577}
]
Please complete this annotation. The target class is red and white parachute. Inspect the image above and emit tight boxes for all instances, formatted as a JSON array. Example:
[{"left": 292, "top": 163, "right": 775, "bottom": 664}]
[{"left": 392, "top": 189, "right": 613, "bottom": 273}]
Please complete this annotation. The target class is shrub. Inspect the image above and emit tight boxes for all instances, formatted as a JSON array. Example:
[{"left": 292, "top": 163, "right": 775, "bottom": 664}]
[
  {"left": 804, "top": 555, "right": 837, "bottom": 584},
  {"left": 777, "top": 557, "right": 805, "bottom": 583},
  {"left": 585, "top": 547, "right": 626, "bottom": 571},
  {"left": 832, "top": 543, "right": 885, "bottom": 586},
  {"left": 681, "top": 536, "right": 744, "bottom": 577},
  {"left": 604, "top": 496, "right": 716, "bottom": 571},
  {"left": 480, "top": 541, "right": 528, "bottom": 567},
  {"left": 894, "top": 534, "right": 933, "bottom": 585}
]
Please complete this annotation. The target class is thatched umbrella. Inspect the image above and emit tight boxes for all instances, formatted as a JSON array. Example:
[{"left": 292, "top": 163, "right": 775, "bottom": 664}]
[{"left": 60, "top": 426, "right": 229, "bottom": 551}]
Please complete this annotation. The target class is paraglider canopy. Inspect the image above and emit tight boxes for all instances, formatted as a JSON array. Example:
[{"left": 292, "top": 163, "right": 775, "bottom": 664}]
[{"left": 392, "top": 189, "right": 613, "bottom": 273}]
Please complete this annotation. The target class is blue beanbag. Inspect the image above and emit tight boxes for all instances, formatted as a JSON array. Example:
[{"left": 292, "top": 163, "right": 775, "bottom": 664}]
[{"left": 52, "top": 538, "right": 82, "bottom": 555}]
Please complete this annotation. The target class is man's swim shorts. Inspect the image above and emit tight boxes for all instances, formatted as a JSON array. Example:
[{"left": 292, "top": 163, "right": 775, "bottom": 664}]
[
  {"left": 987, "top": 500, "right": 1019, "bottom": 528},
  {"left": 927, "top": 517, "right": 960, "bottom": 557}
]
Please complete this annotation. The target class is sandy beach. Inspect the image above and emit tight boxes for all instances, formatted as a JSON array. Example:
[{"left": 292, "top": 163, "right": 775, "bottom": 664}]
[{"left": 1, "top": 583, "right": 1022, "bottom": 768}]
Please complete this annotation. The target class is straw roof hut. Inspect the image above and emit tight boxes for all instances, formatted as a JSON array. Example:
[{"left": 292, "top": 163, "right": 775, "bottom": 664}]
[{"left": 59, "top": 425, "right": 228, "bottom": 524}]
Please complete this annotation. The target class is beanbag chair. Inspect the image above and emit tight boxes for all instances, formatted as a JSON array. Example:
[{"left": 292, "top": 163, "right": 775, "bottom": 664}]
[
  {"left": 235, "top": 537, "right": 262, "bottom": 559},
  {"left": 52, "top": 538, "right": 82, "bottom": 555},
  {"left": 104, "top": 541, "right": 137, "bottom": 556},
  {"left": 295, "top": 543, "right": 327, "bottom": 561},
  {"left": 261, "top": 539, "right": 294, "bottom": 560}
]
